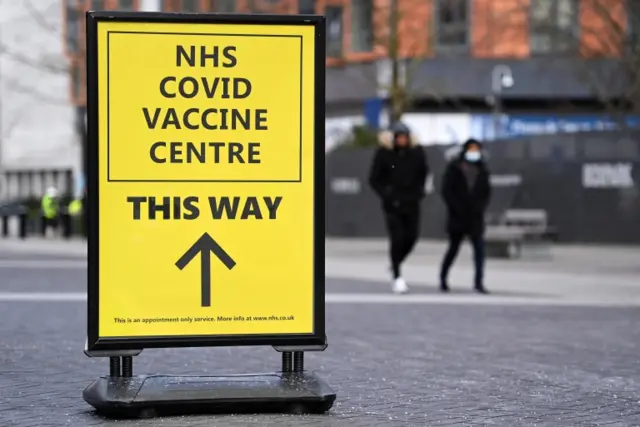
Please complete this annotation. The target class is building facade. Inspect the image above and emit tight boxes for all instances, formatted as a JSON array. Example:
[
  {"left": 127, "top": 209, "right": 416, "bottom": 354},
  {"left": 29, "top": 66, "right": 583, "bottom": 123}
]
[
  {"left": 1, "top": 1, "right": 77, "bottom": 171},
  {"left": 63, "top": 0, "right": 640, "bottom": 154}
]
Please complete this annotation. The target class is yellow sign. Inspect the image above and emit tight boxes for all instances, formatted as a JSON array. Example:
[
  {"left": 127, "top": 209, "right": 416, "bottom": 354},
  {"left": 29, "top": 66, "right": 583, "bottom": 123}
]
[{"left": 93, "top": 19, "right": 318, "bottom": 342}]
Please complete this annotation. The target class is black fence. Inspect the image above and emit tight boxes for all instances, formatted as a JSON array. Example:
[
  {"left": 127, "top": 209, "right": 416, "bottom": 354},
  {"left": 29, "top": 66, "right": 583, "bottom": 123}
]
[
  {"left": 326, "top": 131, "right": 640, "bottom": 244},
  {"left": 0, "top": 168, "right": 83, "bottom": 239}
]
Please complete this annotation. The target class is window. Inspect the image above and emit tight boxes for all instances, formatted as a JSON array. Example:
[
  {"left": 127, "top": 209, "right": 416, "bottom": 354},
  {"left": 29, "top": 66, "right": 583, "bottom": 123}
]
[
  {"left": 117, "top": 0, "right": 135, "bottom": 10},
  {"left": 326, "top": 6, "right": 344, "bottom": 57},
  {"left": 210, "top": 0, "right": 236, "bottom": 12},
  {"left": 350, "top": 0, "right": 373, "bottom": 52},
  {"left": 71, "top": 62, "right": 82, "bottom": 101},
  {"left": 435, "top": 0, "right": 469, "bottom": 50},
  {"left": 246, "top": 0, "right": 261, "bottom": 12},
  {"left": 627, "top": 0, "right": 640, "bottom": 52},
  {"left": 246, "top": 0, "right": 279, "bottom": 13},
  {"left": 298, "top": 0, "right": 315, "bottom": 14},
  {"left": 66, "top": 0, "right": 79, "bottom": 53},
  {"left": 182, "top": 0, "right": 199, "bottom": 12},
  {"left": 163, "top": 0, "right": 197, "bottom": 11},
  {"left": 91, "top": 0, "right": 106, "bottom": 10},
  {"left": 530, "top": 0, "right": 578, "bottom": 55}
]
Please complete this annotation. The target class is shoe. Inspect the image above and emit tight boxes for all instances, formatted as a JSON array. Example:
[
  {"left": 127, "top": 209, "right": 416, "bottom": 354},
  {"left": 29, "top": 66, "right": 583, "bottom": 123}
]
[
  {"left": 439, "top": 277, "right": 450, "bottom": 293},
  {"left": 392, "top": 277, "right": 409, "bottom": 294},
  {"left": 474, "top": 285, "right": 489, "bottom": 294}
]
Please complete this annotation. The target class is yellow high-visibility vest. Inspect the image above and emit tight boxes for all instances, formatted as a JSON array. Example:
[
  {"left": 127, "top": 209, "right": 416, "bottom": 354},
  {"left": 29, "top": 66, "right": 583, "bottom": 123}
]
[
  {"left": 41, "top": 196, "right": 58, "bottom": 219},
  {"left": 68, "top": 199, "right": 82, "bottom": 216}
]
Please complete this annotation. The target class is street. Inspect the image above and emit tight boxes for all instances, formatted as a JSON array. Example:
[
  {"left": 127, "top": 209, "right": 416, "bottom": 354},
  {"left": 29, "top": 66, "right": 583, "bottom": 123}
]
[{"left": 1, "top": 239, "right": 640, "bottom": 426}]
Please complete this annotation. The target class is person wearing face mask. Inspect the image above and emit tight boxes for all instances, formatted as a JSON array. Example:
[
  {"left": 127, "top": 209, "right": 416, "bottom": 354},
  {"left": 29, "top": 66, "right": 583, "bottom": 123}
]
[
  {"left": 369, "top": 121, "right": 429, "bottom": 294},
  {"left": 439, "top": 138, "right": 492, "bottom": 294}
]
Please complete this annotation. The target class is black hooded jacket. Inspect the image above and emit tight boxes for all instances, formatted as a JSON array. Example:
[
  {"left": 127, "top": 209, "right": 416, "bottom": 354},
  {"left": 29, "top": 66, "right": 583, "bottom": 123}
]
[
  {"left": 441, "top": 140, "right": 492, "bottom": 235},
  {"left": 369, "top": 130, "right": 429, "bottom": 212}
]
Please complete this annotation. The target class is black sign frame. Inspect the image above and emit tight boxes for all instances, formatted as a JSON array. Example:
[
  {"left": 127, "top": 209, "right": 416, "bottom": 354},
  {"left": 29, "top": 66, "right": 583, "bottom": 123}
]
[{"left": 86, "top": 11, "right": 326, "bottom": 352}]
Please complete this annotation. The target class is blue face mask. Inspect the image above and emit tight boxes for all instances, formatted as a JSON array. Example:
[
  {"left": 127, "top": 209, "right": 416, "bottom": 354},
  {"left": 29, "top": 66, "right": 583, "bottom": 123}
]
[{"left": 464, "top": 151, "right": 481, "bottom": 162}]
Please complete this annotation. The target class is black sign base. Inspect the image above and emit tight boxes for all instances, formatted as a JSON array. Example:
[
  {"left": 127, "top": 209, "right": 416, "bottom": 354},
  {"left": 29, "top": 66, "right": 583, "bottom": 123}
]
[{"left": 83, "top": 372, "right": 336, "bottom": 419}]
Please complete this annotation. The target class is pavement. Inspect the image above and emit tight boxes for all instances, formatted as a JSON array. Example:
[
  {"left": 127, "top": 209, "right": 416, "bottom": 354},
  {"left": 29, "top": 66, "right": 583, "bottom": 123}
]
[{"left": 1, "top": 237, "right": 640, "bottom": 426}]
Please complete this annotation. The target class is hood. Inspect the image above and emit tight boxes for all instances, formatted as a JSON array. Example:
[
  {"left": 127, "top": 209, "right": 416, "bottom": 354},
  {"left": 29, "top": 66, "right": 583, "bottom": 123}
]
[
  {"left": 461, "top": 138, "right": 482, "bottom": 153},
  {"left": 378, "top": 130, "right": 419, "bottom": 149}
]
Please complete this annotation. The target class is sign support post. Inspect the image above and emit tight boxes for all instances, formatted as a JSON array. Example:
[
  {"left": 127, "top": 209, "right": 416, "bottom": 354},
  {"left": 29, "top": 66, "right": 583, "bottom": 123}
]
[{"left": 82, "top": 10, "right": 334, "bottom": 418}]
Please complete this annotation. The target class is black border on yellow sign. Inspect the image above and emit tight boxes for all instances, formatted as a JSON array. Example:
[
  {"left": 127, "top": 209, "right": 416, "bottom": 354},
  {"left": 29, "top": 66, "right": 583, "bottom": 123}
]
[{"left": 86, "top": 11, "right": 326, "bottom": 352}]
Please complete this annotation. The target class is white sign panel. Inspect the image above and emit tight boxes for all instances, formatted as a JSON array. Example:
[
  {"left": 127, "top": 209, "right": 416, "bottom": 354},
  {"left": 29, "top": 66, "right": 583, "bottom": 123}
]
[{"left": 582, "top": 163, "right": 635, "bottom": 189}]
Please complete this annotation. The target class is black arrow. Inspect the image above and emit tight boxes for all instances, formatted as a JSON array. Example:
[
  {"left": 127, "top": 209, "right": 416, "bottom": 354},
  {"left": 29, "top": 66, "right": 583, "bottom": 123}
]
[{"left": 175, "top": 232, "right": 236, "bottom": 307}]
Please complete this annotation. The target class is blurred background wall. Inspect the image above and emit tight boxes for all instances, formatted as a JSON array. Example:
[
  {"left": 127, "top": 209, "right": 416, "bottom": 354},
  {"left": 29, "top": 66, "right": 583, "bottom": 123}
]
[
  {"left": 0, "top": 0, "right": 638, "bottom": 243},
  {"left": 0, "top": 0, "right": 78, "bottom": 197}
]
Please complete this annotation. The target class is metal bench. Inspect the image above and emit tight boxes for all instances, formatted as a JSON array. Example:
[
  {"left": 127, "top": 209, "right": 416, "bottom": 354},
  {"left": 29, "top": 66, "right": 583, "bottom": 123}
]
[{"left": 485, "top": 209, "right": 556, "bottom": 259}]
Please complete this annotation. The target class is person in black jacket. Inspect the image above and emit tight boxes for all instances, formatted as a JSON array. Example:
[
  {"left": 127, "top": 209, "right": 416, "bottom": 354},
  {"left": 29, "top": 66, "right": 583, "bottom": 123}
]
[
  {"left": 439, "top": 138, "right": 491, "bottom": 294},
  {"left": 369, "top": 122, "right": 429, "bottom": 294}
]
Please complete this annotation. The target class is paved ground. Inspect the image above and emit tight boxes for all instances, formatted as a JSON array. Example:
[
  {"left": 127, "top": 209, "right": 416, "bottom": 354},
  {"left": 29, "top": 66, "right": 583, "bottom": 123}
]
[
  {"left": 325, "top": 238, "right": 640, "bottom": 307},
  {"left": 1, "top": 239, "right": 640, "bottom": 426}
]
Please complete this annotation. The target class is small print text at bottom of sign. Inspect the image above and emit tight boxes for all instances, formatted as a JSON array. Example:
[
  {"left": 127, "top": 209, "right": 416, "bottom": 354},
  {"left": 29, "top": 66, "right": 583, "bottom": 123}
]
[
  {"left": 126, "top": 196, "right": 283, "bottom": 220},
  {"left": 113, "top": 315, "right": 296, "bottom": 324}
]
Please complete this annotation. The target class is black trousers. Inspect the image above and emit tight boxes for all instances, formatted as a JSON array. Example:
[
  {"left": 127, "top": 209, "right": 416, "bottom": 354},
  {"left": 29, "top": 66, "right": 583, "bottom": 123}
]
[
  {"left": 384, "top": 205, "right": 420, "bottom": 279},
  {"left": 439, "top": 231, "right": 485, "bottom": 287},
  {"left": 43, "top": 216, "right": 59, "bottom": 234}
]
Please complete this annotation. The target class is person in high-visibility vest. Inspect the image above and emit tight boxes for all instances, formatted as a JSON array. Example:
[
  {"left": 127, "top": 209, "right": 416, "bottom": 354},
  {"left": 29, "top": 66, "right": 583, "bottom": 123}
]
[
  {"left": 41, "top": 187, "right": 60, "bottom": 237},
  {"left": 68, "top": 198, "right": 82, "bottom": 216},
  {"left": 66, "top": 196, "right": 83, "bottom": 238}
]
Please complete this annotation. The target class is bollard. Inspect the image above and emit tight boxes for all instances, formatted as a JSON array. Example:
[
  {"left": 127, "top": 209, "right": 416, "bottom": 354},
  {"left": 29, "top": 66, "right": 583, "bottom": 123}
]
[
  {"left": 1, "top": 215, "right": 8, "bottom": 238},
  {"left": 61, "top": 213, "right": 72, "bottom": 239},
  {"left": 18, "top": 213, "right": 27, "bottom": 239},
  {"left": 40, "top": 215, "right": 47, "bottom": 236}
]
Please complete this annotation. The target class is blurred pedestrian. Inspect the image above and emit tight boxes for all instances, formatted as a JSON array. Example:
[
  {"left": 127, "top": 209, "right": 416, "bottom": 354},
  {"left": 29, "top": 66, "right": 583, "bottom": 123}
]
[
  {"left": 439, "top": 139, "right": 491, "bottom": 294},
  {"left": 369, "top": 121, "right": 429, "bottom": 294},
  {"left": 41, "top": 186, "right": 60, "bottom": 238},
  {"left": 68, "top": 197, "right": 82, "bottom": 217}
]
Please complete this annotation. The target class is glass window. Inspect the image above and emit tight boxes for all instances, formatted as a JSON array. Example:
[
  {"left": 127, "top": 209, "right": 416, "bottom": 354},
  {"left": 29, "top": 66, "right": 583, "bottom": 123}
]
[
  {"left": 326, "top": 6, "right": 343, "bottom": 57},
  {"left": 71, "top": 63, "right": 82, "bottom": 100},
  {"left": 530, "top": 0, "right": 577, "bottom": 54},
  {"left": 246, "top": 0, "right": 259, "bottom": 12},
  {"left": 91, "top": 0, "right": 106, "bottom": 10},
  {"left": 556, "top": 0, "right": 574, "bottom": 28},
  {"left": 531, "top": 0, "right": 552, "bottom": 21},
  {"left": 627, "top": 0, "right": 640, "bottom": 52},
  {"left": 163, "top": 0, "right": 179, "bottom": 11},
  {"left": 212, "top": 0, "right": 236, "bottom": 12},
  {"left": 66, "top": 0, "right": 79, "bottom": 53},
  {"left": 435, "top": 0, "right": 468, "bottom": 49},
  {"left": 118, "top": 0, "right": 135, "bottom": 10},
  {"left": 298, "top": 0, "right": 315, "bottom": 14},
  {"left": 182, "top": 0, "right": 199, "bottom": 12},
  {"left": 246, "top": 0, "right": 276, "bottom": 13},
  {"left": 350, "top": 0, "right": 373, "bottom": 52}
]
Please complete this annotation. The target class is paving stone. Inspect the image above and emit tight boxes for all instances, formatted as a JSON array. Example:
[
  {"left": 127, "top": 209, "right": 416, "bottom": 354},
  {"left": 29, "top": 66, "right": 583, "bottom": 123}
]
[{"left": 1, "top": 250, "right": 640, "bottom": 426}]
